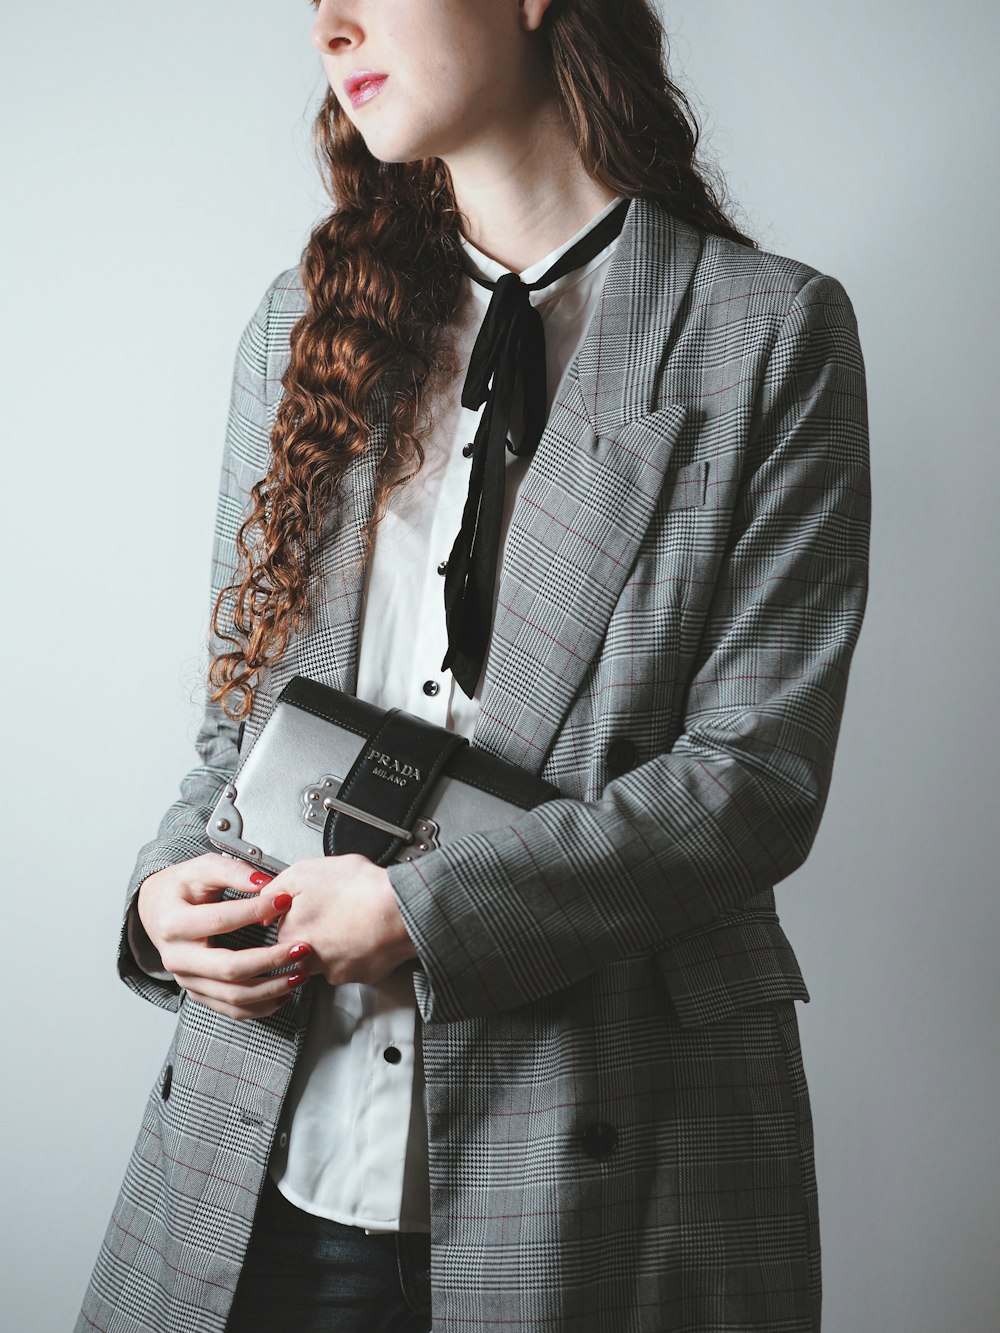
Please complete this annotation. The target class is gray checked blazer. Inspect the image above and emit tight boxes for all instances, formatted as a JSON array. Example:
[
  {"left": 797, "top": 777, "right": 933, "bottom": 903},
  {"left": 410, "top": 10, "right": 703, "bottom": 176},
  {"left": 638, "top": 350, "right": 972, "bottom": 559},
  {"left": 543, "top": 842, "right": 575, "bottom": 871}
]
[{"left": 77, "top": 196, "right": 870, "bottom": 1333}]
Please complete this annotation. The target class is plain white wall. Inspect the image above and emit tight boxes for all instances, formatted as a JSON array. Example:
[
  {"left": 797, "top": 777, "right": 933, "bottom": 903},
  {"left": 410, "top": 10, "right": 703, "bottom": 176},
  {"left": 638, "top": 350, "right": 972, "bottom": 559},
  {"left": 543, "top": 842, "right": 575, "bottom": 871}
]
[{"left": 2, "top": 2, "right": 997, "bottom": 1329}]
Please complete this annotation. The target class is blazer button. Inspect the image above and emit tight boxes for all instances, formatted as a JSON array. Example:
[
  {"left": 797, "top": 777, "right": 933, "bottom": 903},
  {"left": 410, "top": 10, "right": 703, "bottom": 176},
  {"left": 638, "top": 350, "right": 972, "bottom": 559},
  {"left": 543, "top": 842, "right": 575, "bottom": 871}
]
[
  {"left": 605, "top": 738, "right": 638, "bottom": 778},
  {"left": 160, "top": 1063, "right": 173, "bottom": 1101},
  {"left": 581, "top": 1121, "right": 618, "bottom": 1158}
]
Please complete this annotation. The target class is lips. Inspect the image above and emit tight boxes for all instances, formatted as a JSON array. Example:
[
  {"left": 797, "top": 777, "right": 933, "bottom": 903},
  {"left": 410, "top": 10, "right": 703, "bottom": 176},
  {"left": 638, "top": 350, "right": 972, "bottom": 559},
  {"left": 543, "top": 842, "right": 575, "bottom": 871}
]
[{"left": 344, "top": 71, "right": 388, "bottom": 109}]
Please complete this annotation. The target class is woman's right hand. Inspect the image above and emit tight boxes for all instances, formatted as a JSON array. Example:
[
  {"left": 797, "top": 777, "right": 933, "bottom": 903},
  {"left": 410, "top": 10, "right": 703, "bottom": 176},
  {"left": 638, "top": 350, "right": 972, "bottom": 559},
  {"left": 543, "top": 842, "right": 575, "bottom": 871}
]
[{"left": 137, "top": 853, "right": 313, "bottom": 1020}]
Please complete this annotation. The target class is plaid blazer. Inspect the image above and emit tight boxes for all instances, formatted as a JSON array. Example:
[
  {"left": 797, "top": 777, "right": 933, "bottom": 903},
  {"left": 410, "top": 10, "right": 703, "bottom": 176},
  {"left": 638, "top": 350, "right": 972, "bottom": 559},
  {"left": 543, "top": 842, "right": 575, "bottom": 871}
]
[{"left": 78, "top": 197, "right": 869, "bottom": 1333}]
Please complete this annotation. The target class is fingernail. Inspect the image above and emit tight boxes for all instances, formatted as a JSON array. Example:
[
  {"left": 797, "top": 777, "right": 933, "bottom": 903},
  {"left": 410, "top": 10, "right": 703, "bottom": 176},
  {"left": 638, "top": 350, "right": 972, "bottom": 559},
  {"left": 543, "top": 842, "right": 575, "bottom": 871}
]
[
  {"left": 273, "top": 892, "right": 293, "bottom": 914},
  {"left": 288, "top": 943, "right": 313, "bottom": 963},
  {"left": 286, "top": 971, "right": 307, "bottom": 990},
  {"left": 249, "top": 871, "right": 273, "bottom": 888}
]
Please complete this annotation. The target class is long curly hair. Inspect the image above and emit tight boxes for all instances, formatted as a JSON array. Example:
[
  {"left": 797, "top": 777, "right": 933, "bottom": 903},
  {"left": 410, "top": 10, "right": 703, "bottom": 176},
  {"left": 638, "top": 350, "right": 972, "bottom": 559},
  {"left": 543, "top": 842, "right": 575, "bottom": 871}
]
[{"left": 209, "top": 0, "right": 754, "bottom": 719}]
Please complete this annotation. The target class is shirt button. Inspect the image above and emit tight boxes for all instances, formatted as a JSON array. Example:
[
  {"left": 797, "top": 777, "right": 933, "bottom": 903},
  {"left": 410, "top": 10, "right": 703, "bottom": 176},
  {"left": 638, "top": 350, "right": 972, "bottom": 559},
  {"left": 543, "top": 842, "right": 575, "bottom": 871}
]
[
  {"left": 437, "top": 560, "right": 448, "bottom": 576},
  {"left": 278, "top": 1131, "right": 289, "bottom": 1148},
  {"left": 383, "top": 1046, "right": 402, "bottom": 1065},
  {"left": 462, "top": 441, "right": 474, "bottom": 458},
  {"left": 423, "top": 680, "right": 440, "bottom": 697}
]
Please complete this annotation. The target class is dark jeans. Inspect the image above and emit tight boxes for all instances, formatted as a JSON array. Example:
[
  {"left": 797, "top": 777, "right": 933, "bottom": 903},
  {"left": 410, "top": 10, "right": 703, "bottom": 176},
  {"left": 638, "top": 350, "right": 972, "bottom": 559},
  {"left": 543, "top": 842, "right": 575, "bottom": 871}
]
[{"left": 226, "top": 1174, "right": 432, "bottom": 1333}]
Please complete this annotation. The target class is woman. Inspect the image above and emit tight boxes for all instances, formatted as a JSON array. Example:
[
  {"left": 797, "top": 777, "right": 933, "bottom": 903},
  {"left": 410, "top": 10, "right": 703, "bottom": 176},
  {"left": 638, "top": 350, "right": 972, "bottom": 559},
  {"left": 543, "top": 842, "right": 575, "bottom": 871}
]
[{"left": 77, "top": 1, "right": 869, "bottom": 1330}]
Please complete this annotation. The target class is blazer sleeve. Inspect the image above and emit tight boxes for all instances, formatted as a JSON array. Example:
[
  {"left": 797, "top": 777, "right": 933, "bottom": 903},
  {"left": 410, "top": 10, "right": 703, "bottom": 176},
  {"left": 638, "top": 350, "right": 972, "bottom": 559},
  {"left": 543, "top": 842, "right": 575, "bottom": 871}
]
[
  {"left": 388, "top": 271, "right": 871, "bottom": 1024},
  {"left": 116, "top": 280, "right": 277, "bottom": 1010}
]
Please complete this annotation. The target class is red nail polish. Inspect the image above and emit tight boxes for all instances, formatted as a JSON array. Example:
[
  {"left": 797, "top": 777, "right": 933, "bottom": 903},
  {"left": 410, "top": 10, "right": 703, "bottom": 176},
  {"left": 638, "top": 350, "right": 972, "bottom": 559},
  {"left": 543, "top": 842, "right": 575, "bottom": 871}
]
[
  {"left": 286, "top": 971, "right": 307, "bottom": 989},
  {"left": 249, "top": 871, "right": 273, "bottom": 888},
  {"left": 273, "top": 892, "right": 293, "bottom": 914},
  {"left": 288, "top": 943, "right": 313, "bottom": 963}
]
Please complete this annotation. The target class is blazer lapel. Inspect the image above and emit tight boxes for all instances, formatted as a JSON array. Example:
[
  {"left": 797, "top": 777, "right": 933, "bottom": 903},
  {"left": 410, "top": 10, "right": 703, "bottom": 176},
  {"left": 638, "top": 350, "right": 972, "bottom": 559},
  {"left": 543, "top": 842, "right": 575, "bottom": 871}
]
[{"left": 472, "top": 199, "right": 703, "bottom": 770}]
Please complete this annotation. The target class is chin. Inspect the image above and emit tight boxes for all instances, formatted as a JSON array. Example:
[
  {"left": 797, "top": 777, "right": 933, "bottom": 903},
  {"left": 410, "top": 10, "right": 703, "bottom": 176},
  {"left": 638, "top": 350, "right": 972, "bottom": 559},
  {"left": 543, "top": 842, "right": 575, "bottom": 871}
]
[
  {"left": 351, "top": 111, "right": 447, "bottom": 167},
  {"left": 360, "top": 134, "right": 439, "bottom": 166},
  {"left": 364, "top": 145, "right": 423, "bottom": 166}
]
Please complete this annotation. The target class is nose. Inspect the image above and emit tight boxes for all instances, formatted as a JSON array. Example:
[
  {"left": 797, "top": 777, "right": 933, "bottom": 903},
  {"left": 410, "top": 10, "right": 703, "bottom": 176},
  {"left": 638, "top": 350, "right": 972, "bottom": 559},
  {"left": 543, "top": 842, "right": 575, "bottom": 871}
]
[{"left": 311, "top": 1, "right": 363, "bottom": 55}]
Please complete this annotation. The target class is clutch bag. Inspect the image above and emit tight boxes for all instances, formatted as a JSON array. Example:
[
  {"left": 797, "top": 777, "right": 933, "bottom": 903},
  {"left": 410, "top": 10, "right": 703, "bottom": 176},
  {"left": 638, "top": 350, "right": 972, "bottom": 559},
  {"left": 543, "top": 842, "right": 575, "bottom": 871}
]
[{"left": 207, "top": 675, "right": 559, "bottom": 872}]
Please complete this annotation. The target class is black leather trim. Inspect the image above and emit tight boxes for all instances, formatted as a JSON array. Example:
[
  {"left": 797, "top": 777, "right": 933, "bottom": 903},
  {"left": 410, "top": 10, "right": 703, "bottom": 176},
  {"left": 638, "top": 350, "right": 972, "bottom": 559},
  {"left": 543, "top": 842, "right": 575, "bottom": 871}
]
[
  {"left": 279, "top": 675, "right": 560, "bottom": 810},
  {"left": 324, "top": 709, "right": 468, "bottom": 864}
]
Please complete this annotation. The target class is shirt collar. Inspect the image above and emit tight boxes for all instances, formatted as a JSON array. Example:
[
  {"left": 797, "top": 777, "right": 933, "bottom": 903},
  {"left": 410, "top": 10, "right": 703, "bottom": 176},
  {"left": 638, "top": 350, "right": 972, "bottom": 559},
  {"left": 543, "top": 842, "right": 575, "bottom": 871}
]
[{"left": 460, "top": 193, "right": 627, "bottom": 302}]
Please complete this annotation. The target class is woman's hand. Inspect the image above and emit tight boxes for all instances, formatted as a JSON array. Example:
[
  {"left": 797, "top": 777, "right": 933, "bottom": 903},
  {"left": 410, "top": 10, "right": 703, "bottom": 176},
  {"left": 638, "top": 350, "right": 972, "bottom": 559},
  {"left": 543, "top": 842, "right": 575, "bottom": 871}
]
[
  {"left": 137, "top": 853, "right": 313, "bottom": 1021},
  {"left": 271, "top": 855, "right": 418, "bottom": 987}
]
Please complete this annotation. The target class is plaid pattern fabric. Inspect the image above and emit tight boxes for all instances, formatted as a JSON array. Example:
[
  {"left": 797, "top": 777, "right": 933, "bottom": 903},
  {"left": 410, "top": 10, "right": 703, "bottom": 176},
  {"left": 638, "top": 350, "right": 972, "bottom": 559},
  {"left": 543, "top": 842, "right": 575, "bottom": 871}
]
[{"left": 77, "top": 197, "right": 869, "bottom": 1332}]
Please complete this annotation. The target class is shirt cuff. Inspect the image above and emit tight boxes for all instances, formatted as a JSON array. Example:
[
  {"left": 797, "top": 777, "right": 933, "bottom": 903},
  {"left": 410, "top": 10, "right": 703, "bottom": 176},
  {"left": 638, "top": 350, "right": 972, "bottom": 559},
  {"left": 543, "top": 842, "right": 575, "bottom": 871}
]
[{"left": 125, "top": 893, "right": 175, "bottom": 983}]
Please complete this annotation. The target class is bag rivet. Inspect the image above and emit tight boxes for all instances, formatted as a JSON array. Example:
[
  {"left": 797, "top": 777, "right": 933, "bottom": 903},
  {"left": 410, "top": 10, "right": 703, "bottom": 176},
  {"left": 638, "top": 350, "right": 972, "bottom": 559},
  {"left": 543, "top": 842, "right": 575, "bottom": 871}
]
[{"left": 215, "top": 819, "right": 230, "bottom": 832}]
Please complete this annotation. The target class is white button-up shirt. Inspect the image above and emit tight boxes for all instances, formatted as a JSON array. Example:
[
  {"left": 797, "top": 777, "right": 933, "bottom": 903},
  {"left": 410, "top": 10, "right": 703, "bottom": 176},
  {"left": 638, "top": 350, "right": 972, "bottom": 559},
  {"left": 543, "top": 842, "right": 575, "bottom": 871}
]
[{"left": 271, "top": 195, "right": 626, "bottom": 1232}]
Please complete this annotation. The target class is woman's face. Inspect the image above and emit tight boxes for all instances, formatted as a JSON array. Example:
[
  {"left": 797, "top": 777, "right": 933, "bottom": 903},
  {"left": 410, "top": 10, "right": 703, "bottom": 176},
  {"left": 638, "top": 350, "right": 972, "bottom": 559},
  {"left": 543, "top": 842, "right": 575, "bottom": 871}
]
[{"left": 310, "top": 0, "right": 553, "bottom": 168}]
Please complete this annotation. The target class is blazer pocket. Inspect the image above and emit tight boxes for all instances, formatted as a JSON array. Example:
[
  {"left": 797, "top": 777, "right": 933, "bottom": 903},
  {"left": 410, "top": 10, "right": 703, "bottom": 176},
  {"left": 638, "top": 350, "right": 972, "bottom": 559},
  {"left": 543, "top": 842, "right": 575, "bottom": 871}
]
[
  {"left": 653, "top": 912, "right": 809, "bottom": 1026},
  {"left": 663, "top": 458, "right": 711, "bottom": 511}
]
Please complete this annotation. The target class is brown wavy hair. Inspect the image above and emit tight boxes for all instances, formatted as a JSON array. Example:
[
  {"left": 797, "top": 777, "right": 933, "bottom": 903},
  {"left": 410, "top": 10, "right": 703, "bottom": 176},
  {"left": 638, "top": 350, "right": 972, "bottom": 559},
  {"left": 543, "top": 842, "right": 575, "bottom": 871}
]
[{"left": 209, "top": 0, "right": 755, "bottom": 719}]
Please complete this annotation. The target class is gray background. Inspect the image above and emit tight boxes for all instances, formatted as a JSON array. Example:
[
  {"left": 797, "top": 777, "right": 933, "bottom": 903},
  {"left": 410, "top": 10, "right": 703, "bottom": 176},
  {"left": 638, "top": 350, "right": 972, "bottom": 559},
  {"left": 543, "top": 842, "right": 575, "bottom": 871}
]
[{"left": 3, "top": 2, "right": 998, "bottom": 1329}]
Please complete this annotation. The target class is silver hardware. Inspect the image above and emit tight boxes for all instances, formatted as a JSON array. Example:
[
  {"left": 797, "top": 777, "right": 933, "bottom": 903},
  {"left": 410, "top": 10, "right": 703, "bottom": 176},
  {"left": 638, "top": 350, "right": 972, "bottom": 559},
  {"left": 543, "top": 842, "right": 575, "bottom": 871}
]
[
  {"left": 399, "top": 818, "right": 440, "bottom": 860},
  {"left": 207, "top": 783, "right": 289, "bottom": 873},
  {"left": 302, "top": 775, "right": 346, "bottom": 830},
  {"left": 321, "top": 795, "right": 415, "bottom": 843},
  {"left": 300, "top": 775, "right": 440, "bottom": 856}
]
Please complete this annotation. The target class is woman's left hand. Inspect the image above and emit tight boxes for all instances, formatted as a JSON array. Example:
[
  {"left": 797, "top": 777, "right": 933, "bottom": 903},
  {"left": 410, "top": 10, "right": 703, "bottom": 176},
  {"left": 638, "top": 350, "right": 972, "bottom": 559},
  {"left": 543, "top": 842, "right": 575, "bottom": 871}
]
[{"left": 271, "top": 855, "right": 418, "bottom": 986}]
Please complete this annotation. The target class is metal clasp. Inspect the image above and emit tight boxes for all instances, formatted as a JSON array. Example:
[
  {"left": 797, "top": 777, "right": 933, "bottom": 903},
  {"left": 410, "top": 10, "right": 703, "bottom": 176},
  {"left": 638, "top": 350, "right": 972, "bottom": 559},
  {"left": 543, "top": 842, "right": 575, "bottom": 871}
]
[{"left": 301, "top": 776, "right": 440, "bottom": 858}]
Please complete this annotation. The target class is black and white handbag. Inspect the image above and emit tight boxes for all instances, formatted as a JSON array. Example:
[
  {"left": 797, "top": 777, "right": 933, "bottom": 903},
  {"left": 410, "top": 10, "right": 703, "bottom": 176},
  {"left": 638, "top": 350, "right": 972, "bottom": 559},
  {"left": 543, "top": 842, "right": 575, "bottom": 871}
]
[{"left": 207, "top": 675, "right": 559, "bottom": 873}]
